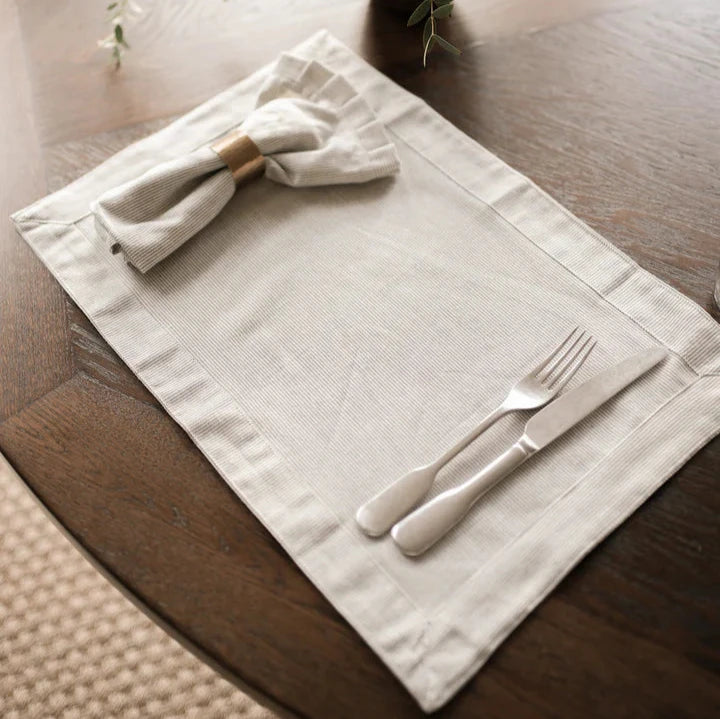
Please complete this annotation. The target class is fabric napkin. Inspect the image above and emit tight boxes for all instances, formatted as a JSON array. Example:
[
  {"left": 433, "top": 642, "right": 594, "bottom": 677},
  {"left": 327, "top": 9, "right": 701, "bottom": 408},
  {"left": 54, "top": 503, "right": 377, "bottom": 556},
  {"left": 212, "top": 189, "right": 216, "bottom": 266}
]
[
  {"left": 11, "top": 31, "right": 720, "bottom": 713},
  {"left": 92, "top": 53, "right": 400, "bottom": 272}
]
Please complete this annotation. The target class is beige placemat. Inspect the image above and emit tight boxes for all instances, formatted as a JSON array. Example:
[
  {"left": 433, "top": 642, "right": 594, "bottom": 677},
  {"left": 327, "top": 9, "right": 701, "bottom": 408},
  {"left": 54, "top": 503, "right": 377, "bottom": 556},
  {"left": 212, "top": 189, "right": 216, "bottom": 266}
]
[
  {"left": 0, "top": 454, "right": 281, "bottom": 719},
  {"left": 12, "top": 30, "right": 720, "bottom": 712}
]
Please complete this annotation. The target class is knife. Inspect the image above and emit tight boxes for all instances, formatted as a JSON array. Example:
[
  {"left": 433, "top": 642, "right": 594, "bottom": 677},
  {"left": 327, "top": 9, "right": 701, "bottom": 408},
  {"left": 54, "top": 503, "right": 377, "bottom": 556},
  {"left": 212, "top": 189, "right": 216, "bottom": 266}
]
[{"left": 391, "top": 346, "right": 667, "bottom": 556}]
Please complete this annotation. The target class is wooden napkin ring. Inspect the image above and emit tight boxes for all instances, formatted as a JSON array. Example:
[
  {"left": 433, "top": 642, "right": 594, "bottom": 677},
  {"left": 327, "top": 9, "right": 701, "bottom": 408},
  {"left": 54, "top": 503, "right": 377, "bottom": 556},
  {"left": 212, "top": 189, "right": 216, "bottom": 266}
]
[{"left": 210, "top": 129, "right": 265, "bottom": 186}]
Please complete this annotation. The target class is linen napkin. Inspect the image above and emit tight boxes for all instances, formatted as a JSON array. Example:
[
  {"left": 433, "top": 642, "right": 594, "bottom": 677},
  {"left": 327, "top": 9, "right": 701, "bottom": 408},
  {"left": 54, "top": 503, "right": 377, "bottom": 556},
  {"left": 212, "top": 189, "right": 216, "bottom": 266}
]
[
  {"left": 11, "top": 31, "right": 720, "bottom": 713},
  {"left": 92, "top": 53, "right": 400, "bottom": 272}
]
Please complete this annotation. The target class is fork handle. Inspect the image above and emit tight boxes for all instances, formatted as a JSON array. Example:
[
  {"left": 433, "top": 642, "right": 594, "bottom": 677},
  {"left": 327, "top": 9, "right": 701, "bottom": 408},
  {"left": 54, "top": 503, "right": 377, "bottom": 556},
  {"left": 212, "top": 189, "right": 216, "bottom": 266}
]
[
  {"left": 434, "top": 405, "right": 507, "bottom": 468},
  {"left": 356, "top": 464, "right": 437, "bottom": 537},
  {"left": 356, "top": 405, "right": 507, "bottom": 537},
  {"left": 391, "top": 439, "right": 534, "bottom": 556}
]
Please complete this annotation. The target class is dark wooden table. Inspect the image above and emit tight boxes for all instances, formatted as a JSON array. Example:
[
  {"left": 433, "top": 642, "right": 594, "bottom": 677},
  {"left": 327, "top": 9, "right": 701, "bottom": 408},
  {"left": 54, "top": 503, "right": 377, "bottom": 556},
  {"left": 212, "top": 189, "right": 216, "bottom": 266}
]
[{"left": 2, "top": 1, "right": 719, "bottom": 717}]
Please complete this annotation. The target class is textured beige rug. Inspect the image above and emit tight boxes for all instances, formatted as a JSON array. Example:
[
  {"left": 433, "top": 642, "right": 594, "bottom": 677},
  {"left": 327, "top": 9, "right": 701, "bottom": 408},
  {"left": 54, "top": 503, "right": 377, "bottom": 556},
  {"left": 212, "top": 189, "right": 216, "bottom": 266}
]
[{"left": 0, "top": 454, "right": 280, "bottom": 719}]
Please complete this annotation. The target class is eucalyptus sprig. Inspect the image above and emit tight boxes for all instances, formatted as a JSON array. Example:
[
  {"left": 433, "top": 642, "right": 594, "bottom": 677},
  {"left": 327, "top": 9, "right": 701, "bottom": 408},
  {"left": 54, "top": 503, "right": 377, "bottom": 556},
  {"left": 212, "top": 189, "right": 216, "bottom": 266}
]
[
  {"left": 98, "top": 0, "right": 140, "bottom": 68},
  {"left": 100, "top": 1, "right": 457, "bottom": 70},
  {"left": 407, "top": 0, "right": 461, "bottom": 66}
]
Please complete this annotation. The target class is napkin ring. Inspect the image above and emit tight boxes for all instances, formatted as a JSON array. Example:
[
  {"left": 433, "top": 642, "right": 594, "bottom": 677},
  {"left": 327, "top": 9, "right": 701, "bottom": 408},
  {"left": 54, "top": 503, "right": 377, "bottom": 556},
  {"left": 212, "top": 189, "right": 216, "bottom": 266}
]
[{"left": 210, "top": 129, "right": 265, "bottom": 186}]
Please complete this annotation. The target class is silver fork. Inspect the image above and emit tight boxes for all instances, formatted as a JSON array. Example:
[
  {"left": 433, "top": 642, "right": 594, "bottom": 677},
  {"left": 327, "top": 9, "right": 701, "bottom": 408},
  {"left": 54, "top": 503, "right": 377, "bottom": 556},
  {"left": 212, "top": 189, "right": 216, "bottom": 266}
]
[{"left": 355, "top": 327, "right": 596, "bottom": 536}]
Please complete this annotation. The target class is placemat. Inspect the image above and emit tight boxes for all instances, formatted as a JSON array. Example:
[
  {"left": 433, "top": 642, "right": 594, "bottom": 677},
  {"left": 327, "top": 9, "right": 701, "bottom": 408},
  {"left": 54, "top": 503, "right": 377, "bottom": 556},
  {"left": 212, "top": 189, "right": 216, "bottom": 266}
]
[{"left": 12, "top": 30, "right": 720, "bottom": 712}]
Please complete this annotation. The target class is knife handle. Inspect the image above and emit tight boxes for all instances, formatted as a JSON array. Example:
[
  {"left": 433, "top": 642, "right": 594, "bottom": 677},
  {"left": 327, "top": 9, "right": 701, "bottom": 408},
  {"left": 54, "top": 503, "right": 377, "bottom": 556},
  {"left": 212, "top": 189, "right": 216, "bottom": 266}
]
[{"left": 391, "top": 439, "right": 533, "bottom": 556}]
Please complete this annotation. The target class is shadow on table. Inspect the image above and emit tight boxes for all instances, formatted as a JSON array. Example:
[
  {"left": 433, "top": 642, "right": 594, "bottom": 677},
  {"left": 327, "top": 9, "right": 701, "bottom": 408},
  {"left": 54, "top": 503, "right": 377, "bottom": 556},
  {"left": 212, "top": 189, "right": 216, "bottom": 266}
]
[{"left": 360, "top": 0, "right": 486, "bottom": 143}]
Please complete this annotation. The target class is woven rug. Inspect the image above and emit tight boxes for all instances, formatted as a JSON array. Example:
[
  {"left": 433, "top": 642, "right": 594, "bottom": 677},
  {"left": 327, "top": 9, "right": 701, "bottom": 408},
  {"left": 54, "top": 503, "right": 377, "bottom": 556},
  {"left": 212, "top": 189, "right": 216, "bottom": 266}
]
[{"left": 0, "top": 454, "right": 280, "bottom": 719}]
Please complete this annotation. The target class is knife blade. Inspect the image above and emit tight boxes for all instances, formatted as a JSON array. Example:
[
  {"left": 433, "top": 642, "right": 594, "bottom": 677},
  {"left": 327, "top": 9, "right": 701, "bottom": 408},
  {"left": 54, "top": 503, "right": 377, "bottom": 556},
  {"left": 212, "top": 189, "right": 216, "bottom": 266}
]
[
  {"left": 523, "top": 345, "right": 667, "bottom": 450},
  {"left": 391, "top": 346, "right": 668, "bottom": 556}
]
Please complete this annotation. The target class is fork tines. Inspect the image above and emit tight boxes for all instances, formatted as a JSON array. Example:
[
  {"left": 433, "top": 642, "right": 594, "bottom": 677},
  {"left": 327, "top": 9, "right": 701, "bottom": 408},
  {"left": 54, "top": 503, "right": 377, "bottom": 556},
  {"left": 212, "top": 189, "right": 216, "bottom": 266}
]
[{"left": 535, "top": 327, "right": 597, "bottom": 392}]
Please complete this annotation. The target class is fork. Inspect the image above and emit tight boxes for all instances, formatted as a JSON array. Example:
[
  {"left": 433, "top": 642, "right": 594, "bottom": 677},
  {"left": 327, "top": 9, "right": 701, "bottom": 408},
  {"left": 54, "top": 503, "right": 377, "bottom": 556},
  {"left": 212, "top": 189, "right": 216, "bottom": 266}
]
[{"left": 355, "top": 327, "right": 596, "bottom": 536}]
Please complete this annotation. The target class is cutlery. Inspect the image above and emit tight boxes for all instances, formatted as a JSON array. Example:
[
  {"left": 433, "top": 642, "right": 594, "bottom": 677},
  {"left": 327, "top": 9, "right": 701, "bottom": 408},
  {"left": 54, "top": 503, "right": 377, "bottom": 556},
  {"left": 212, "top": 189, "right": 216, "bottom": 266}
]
[
  {"left": 391, "top": 346, "right": 668, "bottom": 556},
  {"left": 356, "top": 327, "right": 596, "bottom": 537}
]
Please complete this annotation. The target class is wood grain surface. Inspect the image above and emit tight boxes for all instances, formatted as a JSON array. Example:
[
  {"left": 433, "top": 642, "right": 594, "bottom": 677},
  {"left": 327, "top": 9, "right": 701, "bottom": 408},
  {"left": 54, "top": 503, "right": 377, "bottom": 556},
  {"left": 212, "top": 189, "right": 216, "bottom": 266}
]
[{"left": 1, "top": 0, "right": 719, "bottom": 717}]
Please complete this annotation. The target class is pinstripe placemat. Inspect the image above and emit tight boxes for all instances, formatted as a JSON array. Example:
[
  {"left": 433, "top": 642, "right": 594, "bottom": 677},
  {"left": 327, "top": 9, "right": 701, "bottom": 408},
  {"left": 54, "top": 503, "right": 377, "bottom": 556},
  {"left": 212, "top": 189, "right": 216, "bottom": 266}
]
[{"left": 12, "top": 31, "right": 720, "bottom": 712}]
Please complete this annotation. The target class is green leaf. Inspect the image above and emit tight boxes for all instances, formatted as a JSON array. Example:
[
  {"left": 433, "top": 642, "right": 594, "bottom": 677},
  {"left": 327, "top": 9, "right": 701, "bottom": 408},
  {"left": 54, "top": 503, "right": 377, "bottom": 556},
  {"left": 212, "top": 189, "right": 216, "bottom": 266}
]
[
  {"left": 114, "top": 23, "right": 123, "bottom": 43},
  {"left": 435, "top": 34, "right": 461, "bottom": 55},
  {"left": 107, "top": 2, "right": 117, "bottom": 9},
  {"left": 423, "top": 34, "right": 436, "bottom": 66},
  {"left": 432, "top": 3, "right": 453, "bottom": 19},
  {"left": 407, "top": 0, "right": 431, "bottom": 27},
  {"left": 435, "top": 0, "right": 453, "bottom": 5},
  {"left": 422, "top": 17, "right": 432, "bottom": 50}
]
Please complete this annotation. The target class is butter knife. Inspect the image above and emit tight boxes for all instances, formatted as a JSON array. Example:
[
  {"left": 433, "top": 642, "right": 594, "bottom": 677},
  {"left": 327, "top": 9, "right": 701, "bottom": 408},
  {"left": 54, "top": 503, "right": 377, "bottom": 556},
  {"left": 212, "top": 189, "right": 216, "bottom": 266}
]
[{"left": 391, "top": 346, "right": 668, "bottom": 556}]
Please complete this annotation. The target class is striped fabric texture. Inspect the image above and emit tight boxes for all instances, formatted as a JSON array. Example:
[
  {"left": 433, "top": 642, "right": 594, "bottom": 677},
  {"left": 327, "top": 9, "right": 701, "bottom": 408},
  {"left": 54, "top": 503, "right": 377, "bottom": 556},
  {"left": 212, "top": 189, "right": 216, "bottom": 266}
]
[
  {"left": 11, "top": 31, "right": 720, "bottom": 713},
  {"left": 92, "top": 53, "right": 400, "bottom": 273}
]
